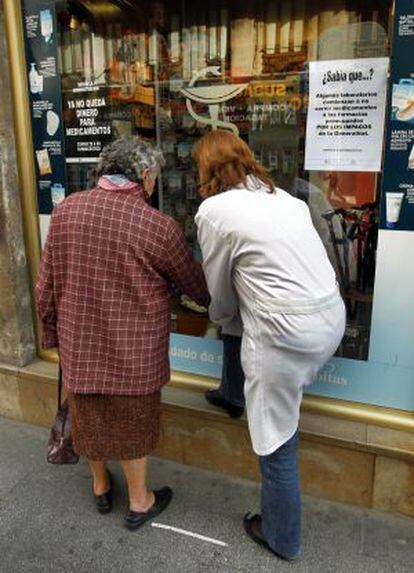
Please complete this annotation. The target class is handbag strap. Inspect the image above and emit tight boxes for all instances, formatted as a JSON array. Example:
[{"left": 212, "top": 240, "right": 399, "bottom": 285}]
[{"left": 58, "top": 365, "right": 63, "bottom": 411}]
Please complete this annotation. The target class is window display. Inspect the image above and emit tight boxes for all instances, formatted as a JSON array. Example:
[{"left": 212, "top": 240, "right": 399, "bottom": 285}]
[{"left": 22, "top": 0, "right": 391, "bottom": 368}]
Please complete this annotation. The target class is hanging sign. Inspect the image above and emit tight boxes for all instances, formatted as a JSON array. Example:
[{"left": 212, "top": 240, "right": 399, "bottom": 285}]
[{"left": 304, "top": 57, "right": 389, "bottom": 172}]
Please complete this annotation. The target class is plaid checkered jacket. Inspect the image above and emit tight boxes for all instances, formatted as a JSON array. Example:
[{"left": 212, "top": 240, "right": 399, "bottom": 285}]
[{"left": 36, "top": 178, "right": 209, "bottom": 395}]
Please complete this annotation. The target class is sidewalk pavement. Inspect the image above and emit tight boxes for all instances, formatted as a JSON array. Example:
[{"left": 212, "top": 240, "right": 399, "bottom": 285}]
[{"left": 0, "top": 416, "right": 413, "bottom": 573}]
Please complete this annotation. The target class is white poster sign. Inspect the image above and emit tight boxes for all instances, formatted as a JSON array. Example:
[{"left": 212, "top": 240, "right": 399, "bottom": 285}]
[{"left": 305, "top": 58, "right": 389, "bottom": 172}]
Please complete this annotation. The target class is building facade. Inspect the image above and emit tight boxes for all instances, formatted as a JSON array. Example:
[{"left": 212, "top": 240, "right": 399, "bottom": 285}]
[{"left": 0, "top": 0, "right": 413, "bottom": 516}]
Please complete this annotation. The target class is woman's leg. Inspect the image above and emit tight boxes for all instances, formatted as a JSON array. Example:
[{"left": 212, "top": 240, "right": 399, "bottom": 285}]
[
  {"left": 88, "top": 460, "right": 110, "bottom": 495},
  {"left": 259, "top": 431, "right": 301, "bottom": 560},
  {"left": 120, "top": 457, "right": 155, "bottom": 512}
]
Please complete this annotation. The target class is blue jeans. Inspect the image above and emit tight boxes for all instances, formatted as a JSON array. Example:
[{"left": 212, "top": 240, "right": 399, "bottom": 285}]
[
  {"left": 219, "top": 334, "right": 302, "bottom": 560},
  {"left": 260, "top": 431, "right": 301, "bottom": 559},
  {"left": 220, "top": 334, "right": 246, "bottom": 408}
]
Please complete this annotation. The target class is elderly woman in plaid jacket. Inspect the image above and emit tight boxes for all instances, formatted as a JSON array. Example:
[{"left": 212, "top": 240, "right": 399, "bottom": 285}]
[{"left": 36, "top": 137, "right": 209, "bottom": 530}]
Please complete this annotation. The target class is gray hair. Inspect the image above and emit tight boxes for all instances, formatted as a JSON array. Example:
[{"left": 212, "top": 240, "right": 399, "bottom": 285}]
[{"left": 91, "top": 137, "right": 165, "bottom": 186}]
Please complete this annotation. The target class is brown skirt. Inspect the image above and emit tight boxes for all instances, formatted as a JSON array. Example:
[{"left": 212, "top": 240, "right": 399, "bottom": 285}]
[{"left": 68, "top": 392, "right": 161, "bottom": 461}]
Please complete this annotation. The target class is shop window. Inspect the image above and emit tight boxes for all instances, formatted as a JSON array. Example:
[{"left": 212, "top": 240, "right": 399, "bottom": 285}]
[{"left": 22, "top": 0, "right": 391, "bottom": 364}]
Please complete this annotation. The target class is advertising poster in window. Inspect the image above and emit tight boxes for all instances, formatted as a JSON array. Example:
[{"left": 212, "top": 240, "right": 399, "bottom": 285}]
[
  {"left": 380, "top": 0, "right": 414, "bottom": 231},
  {"left": 304, "top": 58, "right": 389, "bottom": 172},
  {"left": 22, "top": 0, "right": 67, "bottom": 215},
  {"left": 62, "top": 89, "right": 113, "bottom": 159}
]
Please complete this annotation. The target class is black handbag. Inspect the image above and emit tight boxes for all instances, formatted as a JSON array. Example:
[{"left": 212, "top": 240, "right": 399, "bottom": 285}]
[{"left": 47, "top": 366, "right": 79, "bottom": 464}]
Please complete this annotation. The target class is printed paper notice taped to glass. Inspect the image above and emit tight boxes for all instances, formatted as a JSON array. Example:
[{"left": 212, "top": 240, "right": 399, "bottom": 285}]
[{"left": 304, "top": 58, "right": 389, "bottom": 172}]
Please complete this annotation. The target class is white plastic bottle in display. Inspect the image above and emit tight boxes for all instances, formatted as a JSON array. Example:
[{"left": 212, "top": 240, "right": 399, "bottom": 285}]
[
  {"left": 29, "top": 63, "right": 43, "bottom": 94},
  {"left": 385, "top": 192, "right": 404, "bottom": 229}
]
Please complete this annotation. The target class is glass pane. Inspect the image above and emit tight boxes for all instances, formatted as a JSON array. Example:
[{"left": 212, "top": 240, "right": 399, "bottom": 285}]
[{"left": 27, "top": 0, "right": 391, "bottom": 362}]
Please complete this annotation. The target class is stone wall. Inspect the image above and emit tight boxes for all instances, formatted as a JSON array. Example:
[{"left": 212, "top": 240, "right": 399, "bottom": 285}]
[{"left": 0, "top": 1, "right": 36, "bottom": 366}]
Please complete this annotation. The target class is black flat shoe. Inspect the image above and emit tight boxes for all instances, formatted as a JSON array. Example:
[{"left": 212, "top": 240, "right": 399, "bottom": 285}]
[
  {"left": 205, "top": 389, "right": 244, "bottom": 419},
  {"left": 243, "top": 513, "right": 297, "bottom": 561},
  {"left": 94, "top": 471, "right": 113, "bottom": 515},
  {"left": 124, "top": 486, "right": 173, "bottom": 531}
]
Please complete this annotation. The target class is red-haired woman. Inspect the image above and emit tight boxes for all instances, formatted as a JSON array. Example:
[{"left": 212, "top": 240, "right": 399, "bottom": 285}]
[{"left": 194, "top": 130, "right": 345, "bottom": 561}]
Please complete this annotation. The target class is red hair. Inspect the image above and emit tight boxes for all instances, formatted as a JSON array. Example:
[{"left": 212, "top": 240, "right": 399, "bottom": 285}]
[{"left": 192, "top": 130, "right": 275, "bottom": 198}]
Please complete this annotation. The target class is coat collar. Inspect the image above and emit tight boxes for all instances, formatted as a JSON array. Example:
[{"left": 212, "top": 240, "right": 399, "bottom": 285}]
[
  {"left": 234, "top": 174, "right": 272, "bottom": 193},
  {"left": 97, "top": 175, "right": 148, "bottom": 200}
]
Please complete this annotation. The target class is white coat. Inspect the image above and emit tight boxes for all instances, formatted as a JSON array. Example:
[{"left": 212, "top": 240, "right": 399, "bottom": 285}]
[{"left": 195, "top": 177, "right": 346, "bottom": 456}]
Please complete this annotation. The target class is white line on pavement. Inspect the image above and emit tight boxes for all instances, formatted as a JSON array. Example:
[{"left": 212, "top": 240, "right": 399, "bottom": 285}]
[{"left": 151, "top": 523, "right": 228, "bottom": 547}]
